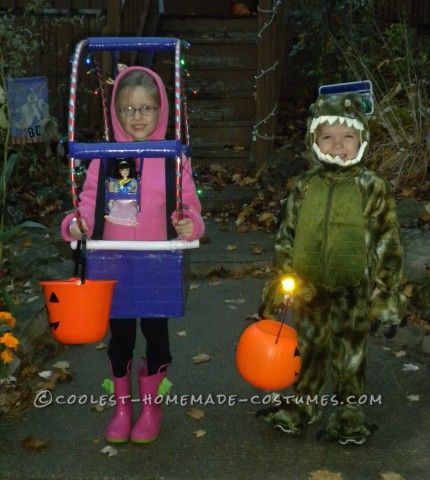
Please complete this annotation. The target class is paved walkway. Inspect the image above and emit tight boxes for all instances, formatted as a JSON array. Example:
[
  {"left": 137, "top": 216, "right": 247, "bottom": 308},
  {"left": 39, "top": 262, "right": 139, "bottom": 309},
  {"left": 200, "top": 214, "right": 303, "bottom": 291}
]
[{"left": 0, "top": 220, "right": 429, "bottom": 480}]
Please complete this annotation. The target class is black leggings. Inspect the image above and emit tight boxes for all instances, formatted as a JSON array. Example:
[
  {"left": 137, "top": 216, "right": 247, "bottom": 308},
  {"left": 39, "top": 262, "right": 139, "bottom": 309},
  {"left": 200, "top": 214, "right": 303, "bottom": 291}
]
[{"left": 108, "top": 318, "right": 172, "bottom": 377}]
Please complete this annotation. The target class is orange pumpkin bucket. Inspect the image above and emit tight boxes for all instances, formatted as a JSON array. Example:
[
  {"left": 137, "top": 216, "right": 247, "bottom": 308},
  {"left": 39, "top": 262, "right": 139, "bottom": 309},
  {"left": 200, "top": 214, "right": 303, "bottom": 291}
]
[
  {"left": 236, "top": 319, "right": 301, "bottom": 391},
  {"left": 39, "top": 277, "right": 117, "bottom": 344}
]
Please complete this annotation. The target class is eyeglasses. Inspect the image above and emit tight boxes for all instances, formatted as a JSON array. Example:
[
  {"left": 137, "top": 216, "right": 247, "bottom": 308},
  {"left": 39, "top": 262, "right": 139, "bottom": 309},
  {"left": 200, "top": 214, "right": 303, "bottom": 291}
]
[{"left": 119, "top": 105, "right": 159, "bottom": 117}]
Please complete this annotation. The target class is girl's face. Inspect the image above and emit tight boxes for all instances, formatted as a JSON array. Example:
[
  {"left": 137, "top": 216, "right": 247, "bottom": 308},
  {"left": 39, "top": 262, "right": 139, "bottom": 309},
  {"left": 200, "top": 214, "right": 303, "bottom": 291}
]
[
  {"left": 315, "top": 123, "right": 360, "bottom": 161},
  {"left": 117, "top": 86, "right": 159, "bottom": 140}
]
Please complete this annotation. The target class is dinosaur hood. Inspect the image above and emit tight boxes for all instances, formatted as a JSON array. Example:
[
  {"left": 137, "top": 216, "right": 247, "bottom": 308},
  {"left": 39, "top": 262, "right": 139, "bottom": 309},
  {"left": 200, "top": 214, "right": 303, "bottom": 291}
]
[{"left": 306, "top": 92, "right": 370, "bottom": 168}]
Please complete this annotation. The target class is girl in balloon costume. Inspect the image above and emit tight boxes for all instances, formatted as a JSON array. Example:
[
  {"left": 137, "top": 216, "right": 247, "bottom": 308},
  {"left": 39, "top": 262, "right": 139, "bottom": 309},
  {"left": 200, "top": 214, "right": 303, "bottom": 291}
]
[
  {"left": 259, "top": 92, "right": 405, "bottom": 446},
  {"left": 61, "top": 67, "right": 204, "bottom": 444}
]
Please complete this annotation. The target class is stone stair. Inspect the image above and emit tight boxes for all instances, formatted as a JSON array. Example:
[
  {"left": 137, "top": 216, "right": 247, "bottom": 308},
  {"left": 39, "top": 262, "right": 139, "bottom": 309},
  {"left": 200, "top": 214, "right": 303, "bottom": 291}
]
[{"left": 154, "top": 15, "right": 258, "bottom": 168}]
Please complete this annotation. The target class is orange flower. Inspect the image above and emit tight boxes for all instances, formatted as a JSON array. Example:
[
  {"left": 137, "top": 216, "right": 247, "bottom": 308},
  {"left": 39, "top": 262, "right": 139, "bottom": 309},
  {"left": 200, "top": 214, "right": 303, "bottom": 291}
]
[
  {"left": 0, "top": 349, "right": 13, "bottom": 364},
  {"left": 0, "top": 332, "right": 19, "bottom": 350},
  {"left": 0, "top": 311, "right": 16, "bottom": 327}
]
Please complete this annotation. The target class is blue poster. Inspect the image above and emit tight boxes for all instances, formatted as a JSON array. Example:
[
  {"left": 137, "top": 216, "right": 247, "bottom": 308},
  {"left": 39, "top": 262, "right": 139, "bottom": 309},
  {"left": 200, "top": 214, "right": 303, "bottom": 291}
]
[{"left": 7, "top": 76, "right": 49, "bottom": 144}]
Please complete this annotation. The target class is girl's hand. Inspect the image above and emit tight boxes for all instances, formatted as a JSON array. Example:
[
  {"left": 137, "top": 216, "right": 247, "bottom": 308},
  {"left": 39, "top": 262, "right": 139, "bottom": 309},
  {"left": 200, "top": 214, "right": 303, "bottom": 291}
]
[
  {"left": 69, "top": 218, "right": 90, "bottom": 240},
  {"left": 173, "top": 218, "right": 193, "bottom": 239}
]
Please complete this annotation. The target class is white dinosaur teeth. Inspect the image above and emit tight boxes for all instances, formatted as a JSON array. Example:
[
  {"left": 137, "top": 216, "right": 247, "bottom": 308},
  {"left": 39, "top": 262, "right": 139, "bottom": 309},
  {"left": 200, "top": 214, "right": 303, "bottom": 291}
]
[
  {"left": 352, "top": 119, "right": 364, "bottom": 130},
  {"left": 312, "top": 141, "right": 368, "bottom": 167},
  {"left": 310, "top": 116, "right": 365, "bottom": 133},
  {"left": 310, "top": 118, "right": 319, "bottom": 133}
]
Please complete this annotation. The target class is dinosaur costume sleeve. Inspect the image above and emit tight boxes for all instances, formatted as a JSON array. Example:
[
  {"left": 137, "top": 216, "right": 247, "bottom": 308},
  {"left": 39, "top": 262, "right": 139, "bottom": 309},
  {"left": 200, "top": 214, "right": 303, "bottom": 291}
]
[
  {"left": 274, "top": 184, "right": 300, "bottom": 274},
  {"left": 368, "top": 178, "right": 406, "bottom": 327}
]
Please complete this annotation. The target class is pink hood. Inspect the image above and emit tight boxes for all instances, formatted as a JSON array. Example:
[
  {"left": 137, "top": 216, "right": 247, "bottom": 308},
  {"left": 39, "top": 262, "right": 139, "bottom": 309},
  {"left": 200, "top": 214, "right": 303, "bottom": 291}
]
[{"left": 61, "top": 66, "right": 204, "bottom": 242}]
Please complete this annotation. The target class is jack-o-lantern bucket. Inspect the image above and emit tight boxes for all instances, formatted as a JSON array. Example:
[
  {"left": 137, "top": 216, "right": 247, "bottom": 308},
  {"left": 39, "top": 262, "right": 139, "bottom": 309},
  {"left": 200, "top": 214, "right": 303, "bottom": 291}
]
[
  {"left": 39, "top": 277, "right": 117, "bottom": 344},
  {"left": 236, "top": 319, "right": 301, "bottom": 391}
]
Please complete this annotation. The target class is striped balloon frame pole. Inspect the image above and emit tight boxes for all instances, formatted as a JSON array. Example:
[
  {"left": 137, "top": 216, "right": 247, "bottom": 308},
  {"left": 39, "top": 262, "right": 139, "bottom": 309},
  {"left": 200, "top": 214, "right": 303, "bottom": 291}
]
[
  {"left": 174, "top": 39, "right": 183, "bottom": 221},
  {"left": 68, "top": 39, "right": 88, "bottom": 230}
]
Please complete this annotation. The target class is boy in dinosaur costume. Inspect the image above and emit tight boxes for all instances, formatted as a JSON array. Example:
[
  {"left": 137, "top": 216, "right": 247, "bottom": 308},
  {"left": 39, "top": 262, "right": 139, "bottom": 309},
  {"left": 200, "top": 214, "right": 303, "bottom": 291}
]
[{"left": 259, "top": 92, "right": 405, "bottom": 446}]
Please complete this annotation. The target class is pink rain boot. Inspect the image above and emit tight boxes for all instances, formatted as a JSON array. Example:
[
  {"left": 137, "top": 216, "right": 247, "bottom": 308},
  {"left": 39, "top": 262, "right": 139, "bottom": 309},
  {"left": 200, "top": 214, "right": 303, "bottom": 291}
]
[
  {"left": 130, "top": 362, "right": 171, "bottom": 444},
  {"left": 105, "top": 363, "right": 133, "bottom": 443}
]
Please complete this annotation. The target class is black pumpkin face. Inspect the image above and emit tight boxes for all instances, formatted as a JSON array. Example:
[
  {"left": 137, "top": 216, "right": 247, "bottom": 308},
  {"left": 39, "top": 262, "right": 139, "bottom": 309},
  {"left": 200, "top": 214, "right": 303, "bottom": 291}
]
[
  {"left": 48, "top": 292, "right": 60, "bottom": 331},
  {"left": 294, "top": 347, "right": 300, "bottom": 378}
]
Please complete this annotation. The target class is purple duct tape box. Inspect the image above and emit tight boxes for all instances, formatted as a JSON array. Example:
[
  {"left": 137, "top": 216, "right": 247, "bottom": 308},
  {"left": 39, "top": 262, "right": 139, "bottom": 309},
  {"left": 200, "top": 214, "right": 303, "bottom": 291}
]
[{"left": 86, "top": 250, "right": 189, "bottom": 318}]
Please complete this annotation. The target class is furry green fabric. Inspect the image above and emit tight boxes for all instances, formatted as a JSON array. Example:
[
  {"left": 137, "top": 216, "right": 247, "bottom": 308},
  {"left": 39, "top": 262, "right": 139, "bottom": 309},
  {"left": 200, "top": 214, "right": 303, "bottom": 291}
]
[{"left": 292, "top": 174, "right": 367, "bottom": 289}]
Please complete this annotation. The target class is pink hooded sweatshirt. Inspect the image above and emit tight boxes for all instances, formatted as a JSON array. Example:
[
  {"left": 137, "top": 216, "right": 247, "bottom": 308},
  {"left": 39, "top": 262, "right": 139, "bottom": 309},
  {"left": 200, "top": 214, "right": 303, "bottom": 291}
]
[{"left": 61, "top": 66, "right": 204, "bottom": 242}]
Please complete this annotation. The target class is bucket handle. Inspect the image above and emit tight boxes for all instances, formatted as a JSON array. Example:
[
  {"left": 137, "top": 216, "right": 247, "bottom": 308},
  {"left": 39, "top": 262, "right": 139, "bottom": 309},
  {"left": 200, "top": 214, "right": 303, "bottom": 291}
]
[{"left": 73, "top": 234, "right": 87, "bottom": 284}]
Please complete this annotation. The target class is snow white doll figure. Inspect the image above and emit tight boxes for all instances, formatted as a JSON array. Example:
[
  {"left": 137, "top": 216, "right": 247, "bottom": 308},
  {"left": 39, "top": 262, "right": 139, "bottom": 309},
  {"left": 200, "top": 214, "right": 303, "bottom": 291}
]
[{"left": 105, "top": 158, "right": 140, "bottom": 226}]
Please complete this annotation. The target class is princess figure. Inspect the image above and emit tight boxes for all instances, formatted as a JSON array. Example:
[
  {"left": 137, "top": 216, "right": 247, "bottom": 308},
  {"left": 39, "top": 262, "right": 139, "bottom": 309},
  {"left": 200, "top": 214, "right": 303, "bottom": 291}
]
[{"left": 105, "top": 159, "right": 139, "bottom": 226}]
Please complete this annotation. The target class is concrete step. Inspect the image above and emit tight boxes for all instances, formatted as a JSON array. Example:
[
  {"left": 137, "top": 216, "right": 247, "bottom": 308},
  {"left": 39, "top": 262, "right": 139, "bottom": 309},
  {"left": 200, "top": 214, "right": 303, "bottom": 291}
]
[
  {"left": 192, "top": 125, "right": 252, "bottom": 149},
  {"left": 161, "top": 31, "right": 257, "bottom": 45},
  {"left": 166, "top": 121, "right": 252, "bottom": 148},
  {"left": 188, "top": 97, "right": 255, "bottom": 122},
  {"left": 191, "top": 145, "right": 251, "bottom": 169},
  {"left": 161, "top": 15, "right": 258, "bottom": 33},
  {"left": 163, "top": 0, "right": 232, "bottom": 16}
]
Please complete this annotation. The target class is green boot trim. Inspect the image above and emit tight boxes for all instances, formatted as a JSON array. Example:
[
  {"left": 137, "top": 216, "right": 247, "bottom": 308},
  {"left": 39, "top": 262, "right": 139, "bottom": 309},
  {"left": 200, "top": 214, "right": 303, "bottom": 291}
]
[{"left": 157, "top": 377, "right": 172, "bottom": 397}]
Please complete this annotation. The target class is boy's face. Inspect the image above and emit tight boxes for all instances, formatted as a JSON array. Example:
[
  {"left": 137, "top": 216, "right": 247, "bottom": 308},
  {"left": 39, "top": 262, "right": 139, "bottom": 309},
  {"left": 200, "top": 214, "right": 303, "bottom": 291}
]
[{"left": 315, "top": 122, "right": 360, "bottom": 162}]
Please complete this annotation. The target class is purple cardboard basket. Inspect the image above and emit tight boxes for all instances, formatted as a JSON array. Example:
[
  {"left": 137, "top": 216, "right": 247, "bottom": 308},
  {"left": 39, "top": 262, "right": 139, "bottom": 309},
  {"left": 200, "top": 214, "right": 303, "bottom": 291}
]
[{"left": 86, "top": 249, "right": 190, "bottom": 318}]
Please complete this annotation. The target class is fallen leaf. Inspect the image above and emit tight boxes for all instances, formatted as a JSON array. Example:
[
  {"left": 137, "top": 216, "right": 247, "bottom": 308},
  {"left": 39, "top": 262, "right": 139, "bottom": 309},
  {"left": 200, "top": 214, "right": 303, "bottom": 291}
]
[
  {"left": 419, "top": 211, "right": 430, "bottom": 223},
  {"left": 193, "top": 429, "right": 206, "bottom": 438},
  {"left": 92, "top": 403, "right": 111, "bottom": 413},
  {"left": 26, "top": 296, "right": 39, "bottom": 303},
  {"left": 406, "top": 394, "right": 420, "bottom": 402},
  {"left": 308, "top": 470, "right": 343, "bottom": 480},
  {"left": 252, "top": 246, "right": 263, "bottom": 255},
  {"left": 250, "top": 269, "right": 264, "bottom": 278},
  {"left": 199, "top": 235, "right": 211, "bottom": 244},
  {"left": 394, "top": 350, "right": 406, "bottom": 358},
  {"left": 399, "top": 187, "right": 414, "bottom": 198},
  {"left": 402, "top": 363, "right": 419, "bottom": 371},
  {"left": 177, "top": 330, "right": 187, "bottom": 337},
  {"left": 379, "top": 473, "right": 407, "bottom": 480},
  {"left": 403, "top": 284, "right": 414, "bottom": 298},
  {"left": 100, "top": 445, "right": 118, "bottom": 457},
  {"left": 21, "top": 436, "right": 48, "bottom": 451},
  {"left": 52, "top": 361, "right": 70, "bottom": 370},
  {"left": 192, "top": 353, "right": 211, "bottom": 364},
  {"left": 190, "top": 282, "right": 200, "bottom": 290},
  {"left": 20, "top": 365, "right": 38, "bottom": 380},
  {"left": 96, "top": 343, "right": 107, "bottom": 350},
  {"left": 227, "top": 244, "right": 237, "bottom": 251},
  {"left": 187, "top": 407, "right": 205, "bottom": 420}
]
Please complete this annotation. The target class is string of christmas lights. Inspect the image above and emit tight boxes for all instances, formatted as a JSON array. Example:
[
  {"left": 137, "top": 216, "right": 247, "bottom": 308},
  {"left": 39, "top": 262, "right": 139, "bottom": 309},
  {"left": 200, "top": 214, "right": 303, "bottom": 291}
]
[
  {"left": 257, "top": 0, "right": 282, "bottom": 38},
  {"left": 252, "top": 103, "right": 277, "bottom": 141},
  {"left": 252, "top": 0, "right": 284, "bottom": 143},
  {"left": 254, "top": 59, "right": 279, "bottom": 84}
]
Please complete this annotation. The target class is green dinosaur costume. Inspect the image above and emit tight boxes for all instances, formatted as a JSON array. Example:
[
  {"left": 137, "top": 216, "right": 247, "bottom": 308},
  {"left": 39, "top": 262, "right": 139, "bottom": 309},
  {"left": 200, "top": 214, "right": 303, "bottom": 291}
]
[{"left": 260, "top": 92, "right": 405, "bottom": 445}]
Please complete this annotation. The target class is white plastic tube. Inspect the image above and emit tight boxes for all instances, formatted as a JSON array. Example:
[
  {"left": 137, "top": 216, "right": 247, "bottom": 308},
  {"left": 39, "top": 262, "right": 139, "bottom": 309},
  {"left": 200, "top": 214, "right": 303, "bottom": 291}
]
[{"left": 71, "top": 239, "right": 200, "bottom": 251}]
